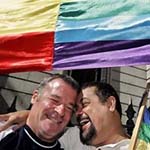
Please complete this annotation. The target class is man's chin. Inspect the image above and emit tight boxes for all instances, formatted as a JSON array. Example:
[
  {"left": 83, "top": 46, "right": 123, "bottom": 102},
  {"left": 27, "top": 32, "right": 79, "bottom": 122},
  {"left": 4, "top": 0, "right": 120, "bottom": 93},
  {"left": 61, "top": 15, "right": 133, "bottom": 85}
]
[
  {"left": 79, "top": 126, "right": 96, "bottom": 145},
  {"left": 80, "top": 134, "right": 92, "bottom": 145}
]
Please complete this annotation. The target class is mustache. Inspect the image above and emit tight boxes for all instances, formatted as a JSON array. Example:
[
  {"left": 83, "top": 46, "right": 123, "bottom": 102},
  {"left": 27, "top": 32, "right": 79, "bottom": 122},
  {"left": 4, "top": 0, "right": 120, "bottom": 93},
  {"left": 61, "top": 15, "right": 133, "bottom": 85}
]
[{"left": 46, "top": 110, "right": 63, "bottom": 123}]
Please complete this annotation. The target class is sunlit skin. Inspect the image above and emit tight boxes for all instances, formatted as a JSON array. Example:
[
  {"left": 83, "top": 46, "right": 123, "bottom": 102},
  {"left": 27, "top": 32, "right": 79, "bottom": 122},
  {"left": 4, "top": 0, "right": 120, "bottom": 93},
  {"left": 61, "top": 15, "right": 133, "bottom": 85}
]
[
  {"left": 26, "top": 78, "right": 78, "bottom": 143},
  {"left": 77, "top": 86, "right": 127, "bottom": 147}
]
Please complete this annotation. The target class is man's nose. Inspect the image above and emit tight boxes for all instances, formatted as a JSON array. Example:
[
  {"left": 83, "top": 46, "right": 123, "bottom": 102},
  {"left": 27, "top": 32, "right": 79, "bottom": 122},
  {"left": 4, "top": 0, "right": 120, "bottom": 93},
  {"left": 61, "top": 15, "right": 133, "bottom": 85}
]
[
  {"left": 75, "top": 106, "right": 83, "bottom": 117},
  {"left": 55, "top": 104, "right": 65, "bottom": 117}
]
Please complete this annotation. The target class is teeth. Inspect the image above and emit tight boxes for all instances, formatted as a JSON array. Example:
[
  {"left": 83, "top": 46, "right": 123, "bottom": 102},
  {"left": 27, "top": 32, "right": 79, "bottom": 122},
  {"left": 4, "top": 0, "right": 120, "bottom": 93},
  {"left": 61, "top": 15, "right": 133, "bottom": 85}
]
[{"left": 80, "top": 119, "right": 89, "bottom": 126}]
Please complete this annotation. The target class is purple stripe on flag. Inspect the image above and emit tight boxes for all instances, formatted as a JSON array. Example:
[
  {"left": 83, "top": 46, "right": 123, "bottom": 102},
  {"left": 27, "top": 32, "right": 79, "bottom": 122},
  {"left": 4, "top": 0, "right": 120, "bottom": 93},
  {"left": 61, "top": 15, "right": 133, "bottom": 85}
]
[{"left": 53, "top": 40, "right": 150, "bottom": 70}]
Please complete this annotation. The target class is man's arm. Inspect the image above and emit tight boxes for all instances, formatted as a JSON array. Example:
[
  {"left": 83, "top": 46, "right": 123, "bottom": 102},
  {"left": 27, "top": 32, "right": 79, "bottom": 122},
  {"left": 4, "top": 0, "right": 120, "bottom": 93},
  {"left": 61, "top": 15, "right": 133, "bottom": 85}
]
[{"left": 0, "top": 110, "right": 30, "bottom": 132}]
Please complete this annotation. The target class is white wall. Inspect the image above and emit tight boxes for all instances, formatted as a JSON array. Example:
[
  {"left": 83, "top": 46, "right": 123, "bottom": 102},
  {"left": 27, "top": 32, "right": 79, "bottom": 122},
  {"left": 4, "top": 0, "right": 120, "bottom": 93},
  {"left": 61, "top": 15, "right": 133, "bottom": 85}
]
[{"left": 109, "top": 65, "right": 147, "bottom": 125}]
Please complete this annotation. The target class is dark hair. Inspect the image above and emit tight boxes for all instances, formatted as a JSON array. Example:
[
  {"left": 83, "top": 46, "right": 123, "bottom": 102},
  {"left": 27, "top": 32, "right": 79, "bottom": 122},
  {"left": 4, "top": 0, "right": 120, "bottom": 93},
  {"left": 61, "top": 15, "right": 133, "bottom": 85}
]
[
  {"left": 37, "top": 73, "right": 81, "bottom": 95},
  {"left": 82, "top": 82, "right": 122, "bottom": 118}
]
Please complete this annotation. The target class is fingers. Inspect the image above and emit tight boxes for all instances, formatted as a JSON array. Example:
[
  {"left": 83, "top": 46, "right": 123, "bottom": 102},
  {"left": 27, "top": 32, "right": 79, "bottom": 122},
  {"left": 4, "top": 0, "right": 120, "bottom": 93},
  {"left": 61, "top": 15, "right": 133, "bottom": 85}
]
[
  {"left": 0, "top": 110, "right": 29, "bottom": 132},
  {"left": 0, "top": 120, "right": 13, "bottom": 132},
  {"left": 0, "top": 114, "right": 9, "bottom": 121},
  {"left": 0, "top": 113, "right": 17, "bottom": 132}
]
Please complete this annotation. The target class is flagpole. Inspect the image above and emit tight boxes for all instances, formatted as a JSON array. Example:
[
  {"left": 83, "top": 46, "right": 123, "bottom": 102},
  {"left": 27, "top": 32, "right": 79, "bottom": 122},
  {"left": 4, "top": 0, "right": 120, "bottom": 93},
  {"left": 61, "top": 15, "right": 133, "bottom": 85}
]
[{"left": 129, "top": 83, "right": 150, "bottom": 150}]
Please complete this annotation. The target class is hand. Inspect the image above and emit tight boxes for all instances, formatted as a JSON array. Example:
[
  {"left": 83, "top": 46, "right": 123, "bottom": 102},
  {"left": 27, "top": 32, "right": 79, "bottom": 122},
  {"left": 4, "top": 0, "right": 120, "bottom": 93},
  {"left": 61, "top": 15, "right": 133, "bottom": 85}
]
[{"left": 0, "top": 110, "right": 30, "bottom": 132}]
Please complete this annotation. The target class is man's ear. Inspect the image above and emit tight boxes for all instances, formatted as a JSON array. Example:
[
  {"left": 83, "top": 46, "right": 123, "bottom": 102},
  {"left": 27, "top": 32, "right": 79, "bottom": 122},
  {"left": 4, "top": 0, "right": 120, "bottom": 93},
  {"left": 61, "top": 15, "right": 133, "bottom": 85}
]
[
  {"left": 107, "top": 96, "right": 116, "bottom": 112},
  {"left": 31, "top": 90, "right": 39, "bottom": 104}
]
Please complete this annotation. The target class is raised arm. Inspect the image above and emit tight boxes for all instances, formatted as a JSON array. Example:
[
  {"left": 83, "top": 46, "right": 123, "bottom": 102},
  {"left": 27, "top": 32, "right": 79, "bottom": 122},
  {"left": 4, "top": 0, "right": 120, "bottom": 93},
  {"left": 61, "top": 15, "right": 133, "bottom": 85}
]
[{"left": 0, "top": 110, "right": 30, "bottom": 132}]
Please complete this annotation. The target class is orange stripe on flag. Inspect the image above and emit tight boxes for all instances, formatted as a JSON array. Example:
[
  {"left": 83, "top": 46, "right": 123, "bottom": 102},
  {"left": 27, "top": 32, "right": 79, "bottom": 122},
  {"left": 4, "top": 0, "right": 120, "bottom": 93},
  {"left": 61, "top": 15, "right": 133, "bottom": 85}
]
[{"left": 0, "top": 32, "right": 54, "bottom": 73}]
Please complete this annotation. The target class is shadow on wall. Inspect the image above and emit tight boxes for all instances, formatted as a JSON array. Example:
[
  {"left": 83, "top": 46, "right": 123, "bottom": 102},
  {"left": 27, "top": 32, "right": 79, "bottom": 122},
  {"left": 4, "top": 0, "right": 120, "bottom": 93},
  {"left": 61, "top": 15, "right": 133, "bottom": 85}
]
[
  {"left": 0, "top": 94, "right": 9, "bottom": 114},
  {"left": 0, "top": 74, "right": 18, "bottom": 113},
  {"left": 0, "top": 94, "right": 17, "bottom": 114},
  {"left": 0, "top": 75, "right": 9, "bottom": 114}
]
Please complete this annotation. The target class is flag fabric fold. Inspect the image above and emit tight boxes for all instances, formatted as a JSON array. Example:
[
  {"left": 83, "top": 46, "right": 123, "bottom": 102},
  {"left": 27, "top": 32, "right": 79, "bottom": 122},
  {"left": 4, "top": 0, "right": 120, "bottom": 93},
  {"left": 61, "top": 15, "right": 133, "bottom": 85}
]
[
  {"left": 136, "top": 107, "right": 150, "bottom": 150},
  {"left": 0, "top": 0, "right": 150, "bottom": 73},
  {"left": 0, "top": 32, "right": 54, "bottom": 73},
  {"left": 54, "top": 0, "right": 150, "bottom": 70},
  {"left": 0, "top": 0, "right": 60, "bottom": 73}
]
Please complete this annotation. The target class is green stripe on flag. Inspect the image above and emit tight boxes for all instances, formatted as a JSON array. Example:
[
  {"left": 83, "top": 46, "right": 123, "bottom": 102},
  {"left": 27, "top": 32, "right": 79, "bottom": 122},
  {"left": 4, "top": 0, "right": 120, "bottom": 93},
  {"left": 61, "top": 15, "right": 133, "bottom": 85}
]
[
  {"left": 59, "top": 0, "right": 150, "bottom": 20},
  {"left": 138, "top": 123, "right": 150, "bottom": 143}
]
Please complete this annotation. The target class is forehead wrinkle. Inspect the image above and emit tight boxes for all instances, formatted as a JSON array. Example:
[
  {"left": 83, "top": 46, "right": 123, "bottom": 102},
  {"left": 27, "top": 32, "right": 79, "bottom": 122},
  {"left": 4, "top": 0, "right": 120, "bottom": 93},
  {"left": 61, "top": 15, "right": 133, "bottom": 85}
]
[
  {"left": 51, "top": 94, "right": 75, "bottom": 106},
  {"left": 50, "top": 94, "right": 61, "bottom": 100}
]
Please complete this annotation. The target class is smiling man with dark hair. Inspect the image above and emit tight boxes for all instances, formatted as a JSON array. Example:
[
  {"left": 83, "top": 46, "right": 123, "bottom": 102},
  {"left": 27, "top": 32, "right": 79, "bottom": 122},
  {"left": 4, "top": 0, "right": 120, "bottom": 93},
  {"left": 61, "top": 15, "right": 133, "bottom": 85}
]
[{"left": 76, "top": 82, "right": 130, "bottom": 150}]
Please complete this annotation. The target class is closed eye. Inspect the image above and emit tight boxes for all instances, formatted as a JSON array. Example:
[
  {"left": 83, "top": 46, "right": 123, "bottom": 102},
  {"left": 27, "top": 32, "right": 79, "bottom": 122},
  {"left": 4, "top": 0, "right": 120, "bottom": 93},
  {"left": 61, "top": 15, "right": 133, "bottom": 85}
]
[
  {"left": 66, "top": 104, "right": 75, "bottom": 112},
  {"left": 82, "top": 102, "right": 89, "bottom": 108},
  {"left": 50, "top": 98, "right": 59, "bottom": 105}
]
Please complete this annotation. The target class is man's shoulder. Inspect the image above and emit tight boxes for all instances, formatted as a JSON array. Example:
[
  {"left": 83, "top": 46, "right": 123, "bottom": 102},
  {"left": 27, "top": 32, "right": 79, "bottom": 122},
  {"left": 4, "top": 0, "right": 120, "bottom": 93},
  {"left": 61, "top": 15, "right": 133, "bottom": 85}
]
[
  {"left": 0, "top": 128, "right": 20, "bottom": 150},
  {"left": 116, "top": 139, "right": 130, "bottom": 150},
  {"left": 0, "top": 121, "right": 17, "bottom": 141},
  {"left": 96, "top": 139, "right": 130, "bottom": 150}
]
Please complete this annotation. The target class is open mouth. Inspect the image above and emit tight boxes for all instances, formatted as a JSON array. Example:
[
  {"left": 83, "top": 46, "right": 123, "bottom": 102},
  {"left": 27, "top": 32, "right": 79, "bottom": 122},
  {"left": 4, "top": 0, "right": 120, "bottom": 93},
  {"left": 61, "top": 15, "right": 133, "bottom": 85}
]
[
  {"left": 80, "top": 118, "right": 90, "bottom": 126},
  {"left": 79, "top": 117, "right": 91, "bottom": 130}
]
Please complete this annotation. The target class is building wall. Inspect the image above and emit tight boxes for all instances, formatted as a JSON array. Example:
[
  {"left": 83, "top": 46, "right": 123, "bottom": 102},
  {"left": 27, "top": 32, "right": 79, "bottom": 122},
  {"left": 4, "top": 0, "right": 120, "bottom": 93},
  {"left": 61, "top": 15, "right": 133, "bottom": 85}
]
[
  {"left": 146, "top": 65, "right": 150, "bottom": 83},
  {"left": 109, "top": 65, "right": 147, "bottom": 125},
  {"left": 0, "top": 66, "right": 148, "bottom": 123}
]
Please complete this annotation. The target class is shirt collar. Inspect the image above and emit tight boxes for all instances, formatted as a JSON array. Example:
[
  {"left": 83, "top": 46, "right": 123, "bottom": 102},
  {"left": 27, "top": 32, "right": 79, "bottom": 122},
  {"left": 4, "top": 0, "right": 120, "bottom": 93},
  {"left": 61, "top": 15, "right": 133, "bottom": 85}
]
[{"left": 24, "top": 125, "right": 58, "bottom": 149}]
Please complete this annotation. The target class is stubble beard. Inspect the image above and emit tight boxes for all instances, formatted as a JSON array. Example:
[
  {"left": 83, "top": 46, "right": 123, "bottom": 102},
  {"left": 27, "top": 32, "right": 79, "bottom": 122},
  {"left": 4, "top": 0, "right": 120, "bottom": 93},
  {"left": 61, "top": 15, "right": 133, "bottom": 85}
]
[{"left": 79, "top": 122, "right": 96, "bottom": 145}]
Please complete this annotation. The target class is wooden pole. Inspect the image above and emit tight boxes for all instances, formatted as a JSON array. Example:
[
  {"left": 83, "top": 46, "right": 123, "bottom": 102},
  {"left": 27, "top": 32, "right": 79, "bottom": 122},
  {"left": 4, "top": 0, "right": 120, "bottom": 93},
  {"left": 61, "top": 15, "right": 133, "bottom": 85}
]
[{"left": 129, "top": 83, "right": 150, "bottom": 150}]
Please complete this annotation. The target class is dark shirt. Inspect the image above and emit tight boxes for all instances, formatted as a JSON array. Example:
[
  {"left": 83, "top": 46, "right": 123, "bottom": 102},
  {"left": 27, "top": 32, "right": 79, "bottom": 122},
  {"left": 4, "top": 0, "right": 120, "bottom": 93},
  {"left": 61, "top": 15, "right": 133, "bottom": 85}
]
[{"left": 0, "top": 125, "right": 63, "bottom": 150}]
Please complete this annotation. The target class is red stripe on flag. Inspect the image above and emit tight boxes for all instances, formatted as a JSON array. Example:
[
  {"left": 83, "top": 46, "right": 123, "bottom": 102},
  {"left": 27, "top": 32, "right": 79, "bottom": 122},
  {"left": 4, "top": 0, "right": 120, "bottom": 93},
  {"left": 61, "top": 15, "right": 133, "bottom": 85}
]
[{"left": 0, "top": 32, "right": 54, "bottom": 74}]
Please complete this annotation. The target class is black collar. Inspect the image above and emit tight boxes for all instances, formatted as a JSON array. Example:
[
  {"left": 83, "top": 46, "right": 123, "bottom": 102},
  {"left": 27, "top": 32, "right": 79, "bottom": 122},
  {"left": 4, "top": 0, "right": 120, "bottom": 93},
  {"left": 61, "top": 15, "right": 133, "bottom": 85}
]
[{"left": 24, "top": 125, "right": 58, "bottom": 149}]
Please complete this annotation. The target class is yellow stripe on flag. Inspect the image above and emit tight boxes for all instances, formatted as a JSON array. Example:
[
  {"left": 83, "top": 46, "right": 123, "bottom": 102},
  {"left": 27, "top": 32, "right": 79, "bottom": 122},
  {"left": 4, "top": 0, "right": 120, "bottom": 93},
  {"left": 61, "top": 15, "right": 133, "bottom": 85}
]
[
  {"left": 61, "top": 0, "right": 85, "bottom": 2},
  {"left": 0, "top": 0, "right": 60, "bottom": 35},
  {"left": 136, "top": 139, "right": 150, "bottom": 150}
]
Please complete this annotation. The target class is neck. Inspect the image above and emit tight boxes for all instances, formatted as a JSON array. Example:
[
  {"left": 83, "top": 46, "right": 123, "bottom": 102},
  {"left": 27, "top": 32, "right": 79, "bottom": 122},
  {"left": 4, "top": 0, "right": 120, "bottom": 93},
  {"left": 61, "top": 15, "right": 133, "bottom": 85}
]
[
  {"left": 100, "top": 126, "right": 129, "bottom": 146},
  {"left": 94, "top": 122, "right": 129, "bottom": 147},
  {"left": 106, "top": 132, "right": 128, "bottom": 144}
]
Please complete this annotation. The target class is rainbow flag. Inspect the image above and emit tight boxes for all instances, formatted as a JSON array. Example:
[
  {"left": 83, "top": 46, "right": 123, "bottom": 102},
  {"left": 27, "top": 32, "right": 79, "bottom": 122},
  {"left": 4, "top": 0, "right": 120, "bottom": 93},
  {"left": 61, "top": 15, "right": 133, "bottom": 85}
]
[
  {"left": 0, "top": 0, "right": 150, "bottom": 73},
  {"left": 136, "top": 107, "right": 150, "bottom": 149}
]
